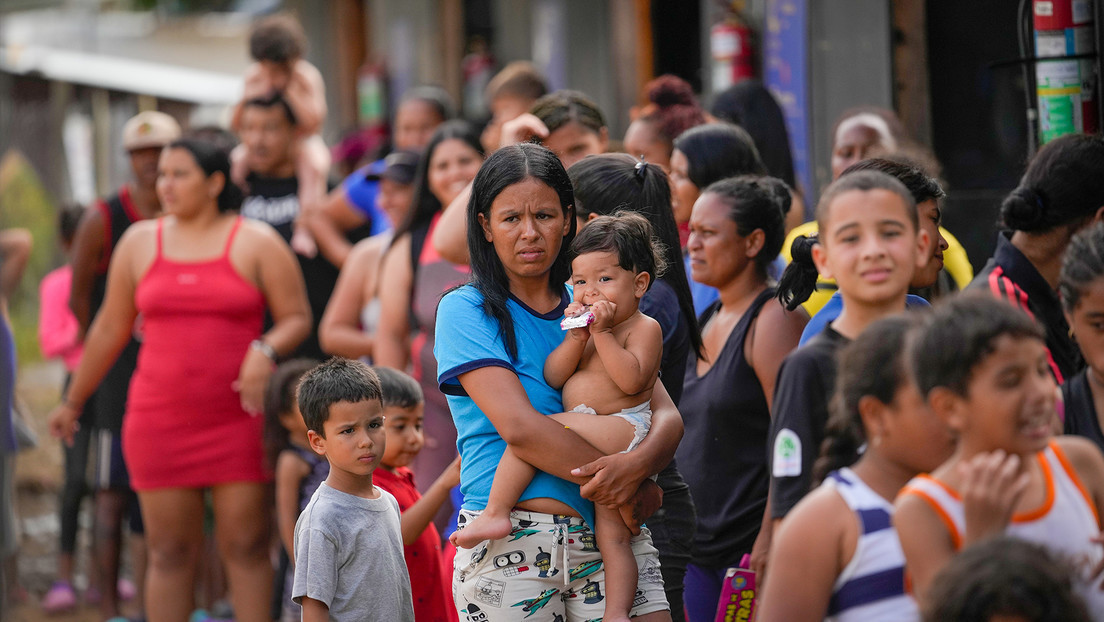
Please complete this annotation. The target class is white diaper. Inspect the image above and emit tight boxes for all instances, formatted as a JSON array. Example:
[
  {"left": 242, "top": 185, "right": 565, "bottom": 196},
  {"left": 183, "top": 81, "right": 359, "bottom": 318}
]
[{"left": 570, "top": 400, "right": 652, "bottom": 453}]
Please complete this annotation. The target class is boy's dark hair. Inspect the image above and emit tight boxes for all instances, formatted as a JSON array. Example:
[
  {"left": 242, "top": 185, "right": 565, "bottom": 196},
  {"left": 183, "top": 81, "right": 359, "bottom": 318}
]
[
  {"left": 840, "top": 156, "right": 946, "bottom": 207},
  {"left": 262, "top": 358, "right": 318, "bottom": 469},
  {"left": 242, "top": 92, "right": 298, "bottom": 127},
  {"left": 816, "top": 169, "right": 917, "bottom": 230},
  {"left": 910, "top": 294, "right": 1044, "bottom": 398},
  {"left": 297, "top": 358, "right": 383, "bottom": 436},
  {"left": 701, "top": 175, "right": 790, "bottom": 276},
  {"left": 1059, "top": 221, "right": 1104, "bottom": 312},
  {"left": 568, "top": 212, "right": 666, "bottom": 291},
  {"left": 485, "top": 61, "right": 548, "bottom": 103},
  {"left": 58, "top": 203, "right": 84, "bottom": 246},
  {"left": 923, "top": 537, "right": 1090, "bottom": 622},
  {"left": 249, "top": 14, "right": 307, "bottom": 64},
  {"left": 813, "top": 314, "right": 916, "bottom": 486},
  {"left": 371, "top": 366, "right": 424, "bottom": 410}
]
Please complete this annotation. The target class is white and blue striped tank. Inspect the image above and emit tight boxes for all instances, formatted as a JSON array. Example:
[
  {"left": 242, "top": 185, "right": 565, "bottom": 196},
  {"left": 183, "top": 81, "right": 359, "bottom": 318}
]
[{"left": 823, "top": 467, "right": 918, "bottom": 622}]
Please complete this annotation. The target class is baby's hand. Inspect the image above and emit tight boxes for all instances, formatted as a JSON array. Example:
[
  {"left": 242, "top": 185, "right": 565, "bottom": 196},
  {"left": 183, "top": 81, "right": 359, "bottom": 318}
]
[
  {"left": 242, "top": 67, "right": 273, "bottom": 100},
  {"left": 563, "top": 303, "right": 591, "bottom": 342},
  {"left": 589, "top": 300, "right": 617, "bottom": 333},
  {"left": 565, "top": 301, "right": 587, "bottom": 317}
]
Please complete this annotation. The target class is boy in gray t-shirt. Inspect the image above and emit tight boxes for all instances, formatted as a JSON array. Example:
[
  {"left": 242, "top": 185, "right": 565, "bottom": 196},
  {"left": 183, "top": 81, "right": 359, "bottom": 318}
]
[{"left": 292, "top": 359, "right": 414, "bottom": 621}]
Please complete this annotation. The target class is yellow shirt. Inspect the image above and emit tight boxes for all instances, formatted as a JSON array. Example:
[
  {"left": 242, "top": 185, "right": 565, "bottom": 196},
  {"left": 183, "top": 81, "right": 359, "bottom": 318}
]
[{"left": 780, "top": 222, "right": 974, "bottom": 315}]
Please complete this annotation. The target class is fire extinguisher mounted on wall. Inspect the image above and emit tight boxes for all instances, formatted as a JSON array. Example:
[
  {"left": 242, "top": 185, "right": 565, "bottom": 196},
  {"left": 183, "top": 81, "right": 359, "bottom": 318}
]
[
  {"left": 711, "top": 2, "right": 756, "bottom": 92},
  {"left": 1031, "top": 0, "right": 1099, "bottom": 144}
]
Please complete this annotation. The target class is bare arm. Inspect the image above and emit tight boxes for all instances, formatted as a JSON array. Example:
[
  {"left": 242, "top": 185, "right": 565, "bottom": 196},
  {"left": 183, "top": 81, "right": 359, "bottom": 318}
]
[
  {"left": 373, "top": 235, "right": 414, "bottom": 370},
  {"left": 757, "top": 488, "right": 848, "bottom": 622},
  {"left": 300, "top": 597, "right": 329, "bottom": 622},
  {"left": 893, "top": 492, "right": 958, "bottom": 604},
  {"left": 237, "top": 224, "right": 313, "bottom": 414},
  {"left": 0, "top": 228, "right": 32, "bottom": 299},
  {"left": 398, "top": 456, "right": 460, "bottom": 545},
  {"left": 50, "top": 226, "right": 145, "bottom": 442},
  {"left": 232, "top": 63, "right": 269, "bottom": 132},
  {"left": 749, "top": 303, "right": 807, "bottom": 580},
  {"left": 589, "top": 306, "right": 662, "bottom": 396},
  {"left": 749, "top": 303, "right": 807, "bottom": 411},
  {"left": 68, "top": 207, "right": 106, "bottom": 338},
  {"left": 543, "top": 305, "right": 589, "bottom": 389},
  {"left": 275, "top": 452, "right": 311, "bottom": 560},
  {"left": 432, "top": 182, "right": 472, "bottom": 265},
  {"left": 318, "top": 238, "right": 381, "bottom": 358},
  {"left": 284, "top": 61, "right": 327, "bottom": 136},
  {"left": 1057, "top": 436, "right": 1104, "bottom": 527},
  {"left": 303, "top": 186, "right": 368, "bottom": 268}
]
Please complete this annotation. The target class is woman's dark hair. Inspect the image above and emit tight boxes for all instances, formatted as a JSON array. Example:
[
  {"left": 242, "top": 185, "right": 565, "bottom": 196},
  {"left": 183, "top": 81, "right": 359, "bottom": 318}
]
[
  {"left": 530, "top": 90, "right": 607, "bottom": 136},
  {"left": 467, "top": 143, "right": 577, "bottom": 360},
  {"left": 700, "top": 175, "right": 790, "bottom": 276},
  {"left": 569, "top": 153, "right": 701, "bottom": 358},
  {"left": 401, "top": 86, "right": 457, "bottom": 123},
  {"left": 395, "top": 120, "right": 483, "bottom": 241},
  {"left": 249, "top": 13, "right": 307, "bottom": 63},
  {"left": 372, "top": 366, "right": 424, "bottom": 409},
  {"left": 911, "top": 294, "right": 1043, "bottom": 398},
  {"left": 812, "top": 315, "right": 915, "bottom": 486},
  {"left": 1060, "top": 222, "right": 1104, "bottom": 312},
  {"left": 710, "top": 80, "right": 796, "bottom": 188},
  {"left": 568, "top": 211, "right": 667, "bottom": 290},
  {"left": 1000, "top": 133, "right": 1104, "bottom": 233},
  {"left": 58, "top": 202, "right": 84, "bottom": 247},
  {"left": 166, "top": 138, "right": 243, "bottom": 213},
  {"left": 262, "top": 358, "right": 318, "bottom": 470},
  {"left": 840, "top": 156, "right": 945, "bottom": 207},
  {"left": 636, "top": 75, "right": 707, "bottom": 149},
  {"left": 672, "top": 123, "right": 767, "bottom": 190},
  {"left": 923, "top": 537, "right": 1090, "bottom": 622},
  {"left": 776, "top": 170, "right": 916, "bottom": 310}
]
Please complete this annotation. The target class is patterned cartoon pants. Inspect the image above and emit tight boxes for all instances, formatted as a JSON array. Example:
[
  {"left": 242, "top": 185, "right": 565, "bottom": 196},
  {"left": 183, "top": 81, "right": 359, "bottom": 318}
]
[{"left": 453, "top": 509, "right": 670, "bottom": 621}]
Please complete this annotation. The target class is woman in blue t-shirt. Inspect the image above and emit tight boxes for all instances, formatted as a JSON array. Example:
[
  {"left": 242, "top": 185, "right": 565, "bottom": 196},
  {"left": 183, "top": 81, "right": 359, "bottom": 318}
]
[{"left": 435, "top": 143, "right": 681, "bottom": 621}]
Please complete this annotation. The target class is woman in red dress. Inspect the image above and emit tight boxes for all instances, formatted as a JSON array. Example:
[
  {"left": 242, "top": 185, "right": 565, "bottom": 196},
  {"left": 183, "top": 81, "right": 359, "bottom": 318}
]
[{"left": 51, "top": 138, "right": 311, "bottom": 622}]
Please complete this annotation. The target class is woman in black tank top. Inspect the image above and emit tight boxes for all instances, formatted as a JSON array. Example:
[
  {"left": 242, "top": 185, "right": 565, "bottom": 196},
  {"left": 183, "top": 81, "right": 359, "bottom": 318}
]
[{"left": 677, "top": 177, "right": 807, "bottom": 621}]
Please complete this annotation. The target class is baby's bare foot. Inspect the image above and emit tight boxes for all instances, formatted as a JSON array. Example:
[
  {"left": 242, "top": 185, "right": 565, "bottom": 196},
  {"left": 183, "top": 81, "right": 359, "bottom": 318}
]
[{"left": 450, "top": 513, "right": 513, "bottom": 549}]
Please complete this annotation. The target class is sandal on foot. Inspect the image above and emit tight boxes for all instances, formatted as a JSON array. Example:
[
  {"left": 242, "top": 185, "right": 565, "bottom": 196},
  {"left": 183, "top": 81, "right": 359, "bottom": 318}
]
[{"left": 41, "top": 581, "right": 78, "bottom": 614}]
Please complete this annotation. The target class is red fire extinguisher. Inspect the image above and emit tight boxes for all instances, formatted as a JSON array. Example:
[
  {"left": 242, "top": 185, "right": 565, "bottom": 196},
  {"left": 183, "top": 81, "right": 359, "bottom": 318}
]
[
  {"left": 1033, "top": 0, "right": 1098, "bottom": 143},
  {"left": 711, "top": 11, "right": 755, "bottom": 91}
]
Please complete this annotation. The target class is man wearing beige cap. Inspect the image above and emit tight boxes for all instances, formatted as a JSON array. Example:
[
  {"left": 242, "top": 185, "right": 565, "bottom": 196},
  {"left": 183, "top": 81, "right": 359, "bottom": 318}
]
[{"left": 67, "top": 109, "right": 179, "bottom": 622}]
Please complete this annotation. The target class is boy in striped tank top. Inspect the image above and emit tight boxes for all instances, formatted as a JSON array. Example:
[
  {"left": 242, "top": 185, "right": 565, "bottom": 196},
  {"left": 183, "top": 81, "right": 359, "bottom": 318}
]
[
  {"left": 896, "top": 295, "right": 1104, "bottom": 620},
  {"left": 758, "top": 315, "right": 955, "bottom": 622}
]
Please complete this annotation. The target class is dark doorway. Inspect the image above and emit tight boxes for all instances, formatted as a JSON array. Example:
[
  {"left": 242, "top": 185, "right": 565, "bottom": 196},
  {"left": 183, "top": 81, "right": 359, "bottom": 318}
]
[
  {"left": 926, "top": 1, "right": 1030, "bottom": 272},
  {"left": 651, "top": 0, "right": 703, "bottom": 92}
]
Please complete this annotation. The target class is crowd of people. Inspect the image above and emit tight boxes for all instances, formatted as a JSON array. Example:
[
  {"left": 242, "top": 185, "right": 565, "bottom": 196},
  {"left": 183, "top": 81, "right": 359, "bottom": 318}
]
[{"left": 4, "top": 10, "right": 1104, "bottom": 622}]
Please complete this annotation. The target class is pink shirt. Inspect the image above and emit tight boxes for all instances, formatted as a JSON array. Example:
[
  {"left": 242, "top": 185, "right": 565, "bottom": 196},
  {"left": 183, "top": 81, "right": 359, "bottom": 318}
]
[{"left": 38, "top": 265, "right": 82, "bottom": 371}]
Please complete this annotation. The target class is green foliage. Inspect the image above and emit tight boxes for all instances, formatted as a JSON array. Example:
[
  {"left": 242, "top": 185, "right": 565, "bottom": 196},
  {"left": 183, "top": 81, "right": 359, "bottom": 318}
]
[{"left": 0, "top": 150, "right": 63, "bottom": 366}]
